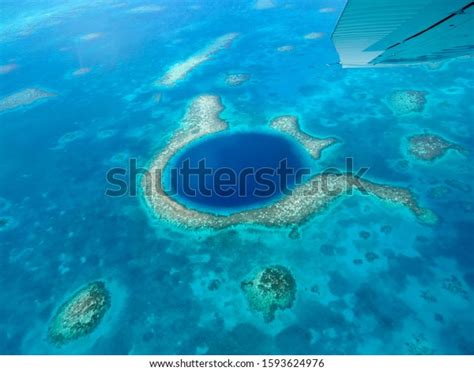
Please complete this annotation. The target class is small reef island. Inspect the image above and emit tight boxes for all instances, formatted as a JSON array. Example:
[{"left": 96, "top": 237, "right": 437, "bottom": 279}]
[
  {"left": 142, "top": 95, "right": 438, "bottom": 229},
  {"left": 47, "top": 281, "right": 111, "bottom": 347},
  {"left": 407, "top": 133, "right": 466, "bottom": 161},
  {"left": 241, "top": 265, "right": 297, "bottom": 322}
]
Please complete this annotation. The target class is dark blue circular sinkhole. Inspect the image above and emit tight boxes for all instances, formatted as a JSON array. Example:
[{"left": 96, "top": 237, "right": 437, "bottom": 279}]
[{"left": 165, "top": 131, "right": 310, "bottom": 213}]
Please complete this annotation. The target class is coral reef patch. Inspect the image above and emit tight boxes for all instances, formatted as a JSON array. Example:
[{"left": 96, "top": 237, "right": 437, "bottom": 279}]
[
  {"left": 442, "top": 275, "right": 469, "bottom": 300},
  {"left": 386, "top": 90, "right": 427, "bottom": 115},
  {"left": 157, "top": 33, "right": 239, "bottom": 87},
  {"left": 277, "top": 45, "right": 294, "bottom": 52},
  {"left": 72, "top": 67, "right": 91, "bottom": 77},
  {"left": 79, "top": 32, "right": 102, "bottom": 41},
  {"left": 408, "top": 133, "right": 465, "bottom": 161},
  {"left": 225, "top": 73, "right": 251, "bottom": 86},
  {"left": 47, "top": 281, "right": 111, "bottom": 346},
  {"left": 270, "top": 115, "right": 336, "bottom": 159},
  {"left": 0, "top": 88, "right": 56, "bottom": 113},
  {"left": 143, "top": 95, "right": 437, "bottom": 229},
  {"left": 303, "top": 32, "right": 324, "bottom": 40},
  {"left": 0, "top": 63, "right": 18, "bottom": 74},
  {"left": 241, "top": 265, "right": 296, "bottom": 322}
]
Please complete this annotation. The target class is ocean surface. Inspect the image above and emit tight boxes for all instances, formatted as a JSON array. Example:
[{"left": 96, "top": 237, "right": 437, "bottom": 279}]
[{"left": 0, "top": 0, "right": 473, "bottom": 355}]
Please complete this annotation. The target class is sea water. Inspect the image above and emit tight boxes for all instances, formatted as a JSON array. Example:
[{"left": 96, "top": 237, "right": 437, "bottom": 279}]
[{"left": 0, "top": 0, "right": 473, "bottom": 355}]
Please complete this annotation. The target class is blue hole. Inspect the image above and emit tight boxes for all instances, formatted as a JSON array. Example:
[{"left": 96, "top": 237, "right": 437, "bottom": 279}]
[{"left": 165, "top": 131, "right": 310, "bottom": 213}]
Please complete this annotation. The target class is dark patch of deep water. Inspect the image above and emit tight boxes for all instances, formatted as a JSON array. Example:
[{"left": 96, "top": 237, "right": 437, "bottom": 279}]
[{"left": 166, "top": 132, "right": 309, "bottom": 213}]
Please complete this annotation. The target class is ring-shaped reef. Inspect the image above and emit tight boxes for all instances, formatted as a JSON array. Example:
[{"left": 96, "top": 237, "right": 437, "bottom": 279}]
[{"left": 143, "top": 95, "right": 438, "bottom": 229}]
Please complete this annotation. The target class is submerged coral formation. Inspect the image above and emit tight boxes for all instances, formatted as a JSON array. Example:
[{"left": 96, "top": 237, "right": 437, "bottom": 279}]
[
  {"left": 408, "top": 133, "right": 465, "bottom": 161},
  {"left": 157, "top": 33, "right": 239, "bottom": 87},
  {"left": 0, "top": 216, "right": 16, "bottom": 231},
  {"left": 0, "top": 63, "right": 18, "bottom": 74},
  {"left": 225, "top": 73, "right": 251, "bottom": 86},
  {"left": 270, "top": 115, "right": 336, "bottom": 159},
  {"left": 405, "top": 333, "right": 434, "bottom": 355},
  {"left": 0, "top": 88, "right": 56, "bottom": 113},
  {"left": 79, "top": 32, "right": 102, "bottom": 41},
  {"left": 72, "top": 67, "right": 91, "bottom": 76},
  {"left": 420, "top": 290, "right": 437, "bottom": 303},
  {"left": 48, "top": 281, "right": 111, "bottom": 346},
  {"left": 277, "top": 45, "right": 294, "bottom": 52},
  {"left": 0, "top": 217, "right": 8, "bottom": 228},
  {"left": 254, "top": 0, "right": 276, "bottom": 10},
  {"left": 319, "top": 7, "right": 336, "bottom": 13},
  {"left": 0, "top": 200, "right": 16, "bottom": 230},
  {"left": 53, "top": 130, "right": 85, "bottom": 150},
  {"left": 442, "top": 275, "right": 469, "bottom": 300},
  {"left": 241, "top": 265, "right": 296, "bottom": 322},
  {"left": 143, "top": 95, "right": 437, "bottom": 229},
  {"left": 386, "top": 90, "right": 427, "bottom": 115},
  {"left": 365, "top": 252, "right": 379, "bottom": 262},
  {"left": 303, "top": 32, "right": 324, "bottom": 40}
]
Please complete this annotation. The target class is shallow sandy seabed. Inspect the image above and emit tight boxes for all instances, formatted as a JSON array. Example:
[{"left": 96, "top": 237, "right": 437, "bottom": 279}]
[
  {"left": 109, "top": 151, "right": 131, "bottom": 165},
  {"left": 0, "top": 1, "right": 115, "bottom": 43},
  {"left": 254, "top": 0, "right": 276, "bottom": 10},
  {"left": 143, "top": 95, "right": 437, "bottom": 229},
  {"left": 97, "top": 129, "right": 117, "bottom": 139},
  {"left": 0, "top": 88, "right": 56, "bottom": 113},
  {"left": 157, "top": 33, "right": 239, "bottom": 88},
  {"left": 128, "top": 5, "right": 165, "bottom": 14},
  {"left": 319, "top": 7, "right": 337, "bottom": 13}
]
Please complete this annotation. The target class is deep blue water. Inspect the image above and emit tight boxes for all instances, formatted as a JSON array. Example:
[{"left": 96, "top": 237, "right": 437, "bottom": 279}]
[
  {"left": 0, "top": 0, "right": 473, "bottom": 356},
  {"left": 168, "top": 132, "right": 308, "bottom": 212}
]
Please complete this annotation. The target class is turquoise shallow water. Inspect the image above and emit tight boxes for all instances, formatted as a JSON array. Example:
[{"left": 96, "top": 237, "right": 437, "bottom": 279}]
[{"left": 0, "top": 0, "right": 473, "bottom": 355}]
